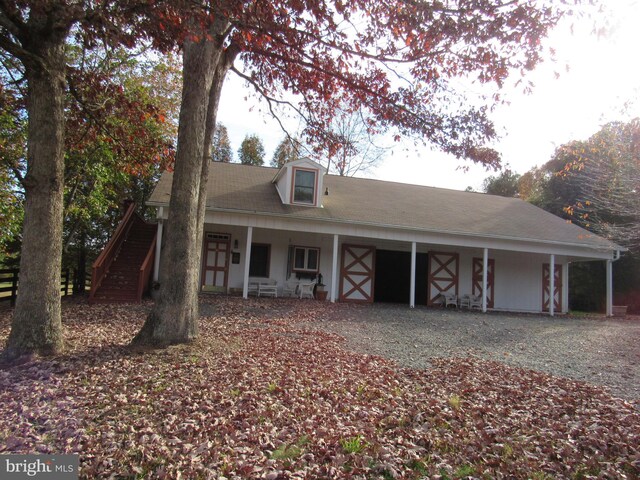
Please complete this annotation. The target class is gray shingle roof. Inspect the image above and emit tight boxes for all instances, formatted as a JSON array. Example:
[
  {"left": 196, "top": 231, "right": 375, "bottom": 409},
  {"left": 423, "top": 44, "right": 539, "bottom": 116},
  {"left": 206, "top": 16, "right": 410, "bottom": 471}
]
[{"left": 149, "top": 162, "right": 619, "bottom": 251}]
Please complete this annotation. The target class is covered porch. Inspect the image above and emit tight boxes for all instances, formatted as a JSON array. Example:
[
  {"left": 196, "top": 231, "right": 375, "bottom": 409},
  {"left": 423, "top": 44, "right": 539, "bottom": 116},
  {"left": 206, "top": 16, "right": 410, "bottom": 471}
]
[{"left": 152, "top": 211, "right": 620, "bottom": 316}]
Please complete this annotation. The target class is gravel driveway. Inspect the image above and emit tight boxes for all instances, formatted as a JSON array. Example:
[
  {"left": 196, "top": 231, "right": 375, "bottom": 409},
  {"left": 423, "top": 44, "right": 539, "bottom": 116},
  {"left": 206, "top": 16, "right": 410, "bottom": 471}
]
[{"left": 308, "top": 303, "right": 640, "bottom": 406}]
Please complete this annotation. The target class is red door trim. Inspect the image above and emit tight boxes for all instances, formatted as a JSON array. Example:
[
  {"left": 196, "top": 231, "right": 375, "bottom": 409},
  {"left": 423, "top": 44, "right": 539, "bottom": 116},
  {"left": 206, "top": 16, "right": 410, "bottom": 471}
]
[
  {"left": 427, "top": 252, "right": 459, "bottom": 306},
  {"left": 472, "top": 257, "right": 495, "bottom": 308},
  {"left": 339, "top": 244, "right": 375, "bottom": 303}
]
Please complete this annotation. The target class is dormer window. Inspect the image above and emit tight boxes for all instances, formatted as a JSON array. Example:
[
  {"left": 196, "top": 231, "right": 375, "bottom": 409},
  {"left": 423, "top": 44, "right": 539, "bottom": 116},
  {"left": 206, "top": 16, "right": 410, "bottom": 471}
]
[
  {"left": 273, "top": 158, "right": 324, "bottom": 207},
  {"left": 292, "top": 167, "right": 317, "bottom": 205}
]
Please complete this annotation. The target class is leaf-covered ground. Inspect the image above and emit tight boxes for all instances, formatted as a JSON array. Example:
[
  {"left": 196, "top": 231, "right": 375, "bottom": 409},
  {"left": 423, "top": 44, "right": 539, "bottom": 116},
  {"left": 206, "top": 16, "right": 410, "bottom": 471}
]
[{"left": 0, "top": 296, "right": 638, "bottom": 479}]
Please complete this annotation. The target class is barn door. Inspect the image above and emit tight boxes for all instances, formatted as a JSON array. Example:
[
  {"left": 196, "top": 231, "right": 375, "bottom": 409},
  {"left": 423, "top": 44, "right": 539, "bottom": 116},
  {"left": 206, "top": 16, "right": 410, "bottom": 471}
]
[
  {"left": 427, "top": 252, "right": 459, "bottom": 306},
  {"left": 340, "top": 245, "right": 375, "bottom": 303},
  {"left": 202, "top": 233, "right": 230, "bottom": 291},
  {"left": 542, "top": 263, "right": 562, "bottom": 312},
  {"left": 472, "top": 257, "right": 495, "bottom": 308}
]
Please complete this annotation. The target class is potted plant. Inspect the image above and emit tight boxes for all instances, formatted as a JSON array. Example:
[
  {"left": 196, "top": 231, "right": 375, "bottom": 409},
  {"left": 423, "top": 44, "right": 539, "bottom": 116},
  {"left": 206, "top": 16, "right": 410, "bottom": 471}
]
[{"left": 315, "top": 273, "right": 327, "bottom": 301}]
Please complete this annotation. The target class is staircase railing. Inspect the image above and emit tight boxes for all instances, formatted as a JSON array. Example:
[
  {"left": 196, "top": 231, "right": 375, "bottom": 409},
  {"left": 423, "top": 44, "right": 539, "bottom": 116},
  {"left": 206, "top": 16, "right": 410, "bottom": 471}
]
[
  {"left": 89, "top": 202, "right": 137, "bottom": 302},
  {"left": 137, "top": 233, "right": 157, "bottom": 302}
]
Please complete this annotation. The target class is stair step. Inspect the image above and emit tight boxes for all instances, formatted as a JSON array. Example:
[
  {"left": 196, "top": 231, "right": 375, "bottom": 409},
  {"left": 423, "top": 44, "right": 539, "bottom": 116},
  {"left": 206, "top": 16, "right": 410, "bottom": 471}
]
[{"left": 91, "top": 218, "right": 157, "bottom": 304}]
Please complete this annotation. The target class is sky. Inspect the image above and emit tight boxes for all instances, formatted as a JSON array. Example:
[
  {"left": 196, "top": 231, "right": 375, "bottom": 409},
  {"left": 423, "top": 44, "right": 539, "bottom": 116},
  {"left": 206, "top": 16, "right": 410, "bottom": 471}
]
[{"left": 216, "top": 1, "right": 640, "bottom": 192}]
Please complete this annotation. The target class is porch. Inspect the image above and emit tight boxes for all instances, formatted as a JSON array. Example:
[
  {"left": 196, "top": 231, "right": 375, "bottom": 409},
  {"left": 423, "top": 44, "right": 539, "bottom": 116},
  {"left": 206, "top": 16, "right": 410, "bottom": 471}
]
[{"left": 152, "top": 217, "right": 618, "bottom": 316}]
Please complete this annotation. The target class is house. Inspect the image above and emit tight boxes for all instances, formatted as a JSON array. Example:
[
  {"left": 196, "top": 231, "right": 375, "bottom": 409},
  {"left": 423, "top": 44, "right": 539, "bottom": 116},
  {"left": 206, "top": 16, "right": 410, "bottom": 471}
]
[{"left": 147, "top": 159, "right": 623, "bottom": 315}]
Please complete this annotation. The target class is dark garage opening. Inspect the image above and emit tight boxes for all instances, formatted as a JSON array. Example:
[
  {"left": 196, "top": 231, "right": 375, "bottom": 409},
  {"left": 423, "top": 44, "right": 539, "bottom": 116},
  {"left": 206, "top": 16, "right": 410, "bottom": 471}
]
[{"left": 374, "top": 250, "right": 427, "bottom": 304}]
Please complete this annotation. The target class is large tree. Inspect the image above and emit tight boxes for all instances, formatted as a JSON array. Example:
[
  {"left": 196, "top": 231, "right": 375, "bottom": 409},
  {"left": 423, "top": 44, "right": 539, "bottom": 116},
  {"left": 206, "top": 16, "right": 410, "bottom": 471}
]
[
  {"left": 0, "top": 3, "right": 77, "bottom": 358},
  {"left": 557, "top": 120, "right": 640, "bottom": 249},
  {"left": 0, "top": 1, "right": 185, "bottom": 359},
  {"left": 0, "top": 44, "right": 177, "bottom": 272},
  {"left": 482, "top": 169, "right": 521, "bottom": 197},
  {"left": 271, "top": 136, "right": 302, "bottom": 168},
  {"left": 510, "top": 119, "right": 640, "bottom": 312},
  {"left": 325, "top": 108, "right": 387, "bottom": 177},
  {"left": 133, "top": 0, "right": 580, "bottom": 346}
]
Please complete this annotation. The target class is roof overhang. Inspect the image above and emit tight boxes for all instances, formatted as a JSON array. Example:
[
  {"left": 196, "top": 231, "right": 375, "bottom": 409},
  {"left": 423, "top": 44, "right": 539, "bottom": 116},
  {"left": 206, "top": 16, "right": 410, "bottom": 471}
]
[{"left": 148, "top": 202, "right": 622, "bottom": 260}]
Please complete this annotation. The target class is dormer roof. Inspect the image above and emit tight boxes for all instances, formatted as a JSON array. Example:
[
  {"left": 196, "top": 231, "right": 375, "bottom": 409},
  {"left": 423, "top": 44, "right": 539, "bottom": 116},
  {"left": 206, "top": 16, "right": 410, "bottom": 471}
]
[{"left": 271, "top": 157, "right": 325, "bottom": 184}]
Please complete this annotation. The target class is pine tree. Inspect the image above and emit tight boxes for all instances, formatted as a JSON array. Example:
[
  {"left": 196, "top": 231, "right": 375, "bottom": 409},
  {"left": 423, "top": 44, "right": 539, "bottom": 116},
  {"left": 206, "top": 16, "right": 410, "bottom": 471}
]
[
  {"left": 211, "top": 123, "right": 232, "bottom": 162},
  {"left": 238, "top": 134, "right": 265, "bottom": 166}
]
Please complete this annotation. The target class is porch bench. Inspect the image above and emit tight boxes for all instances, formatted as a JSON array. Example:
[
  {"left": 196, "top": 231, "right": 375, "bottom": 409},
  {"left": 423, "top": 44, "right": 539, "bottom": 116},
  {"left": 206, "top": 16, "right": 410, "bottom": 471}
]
[
  {"left": 258, "top": 279, "right": 278, "bottom": 297},
  {"left": 247, "top": 277, "right": 260, "bottom": 296}
]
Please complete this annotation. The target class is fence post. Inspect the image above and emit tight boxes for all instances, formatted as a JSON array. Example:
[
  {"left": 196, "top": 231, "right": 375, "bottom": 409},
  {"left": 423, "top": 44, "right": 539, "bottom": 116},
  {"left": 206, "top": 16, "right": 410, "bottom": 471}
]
[
  {"left": 63, "top": 268, "right": 70, "bottom": 296},
  {"left": 10, "top": 270, "right": 18, "bottom": 306}
]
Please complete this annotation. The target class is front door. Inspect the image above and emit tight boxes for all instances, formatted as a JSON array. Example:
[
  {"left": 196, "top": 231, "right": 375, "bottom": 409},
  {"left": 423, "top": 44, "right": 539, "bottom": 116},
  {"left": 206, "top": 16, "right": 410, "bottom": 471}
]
[
  {"left": 340, "top": 244, "right": 375, "bottom": 303},
  {"left": 202, "top": 233, "right": 230, "bottom": 291},
  {"left": 542, "top": 263, "right": 562, "bottom": 312},
  {"left": 427, "top": 252, "right": 459, "bottom": 306},
  {"left": 472, "top": 257, "right": 495, "bottom": 308}
]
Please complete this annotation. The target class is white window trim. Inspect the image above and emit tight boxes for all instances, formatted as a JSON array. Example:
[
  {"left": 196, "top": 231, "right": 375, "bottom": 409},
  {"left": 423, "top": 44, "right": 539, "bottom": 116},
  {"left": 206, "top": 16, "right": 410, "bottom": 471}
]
[
  {"left": 291, "top": 167, "right": 318, "bottom": 205},
  {"left": 293, "top": 246, "right": 320, "bottom": 273}
]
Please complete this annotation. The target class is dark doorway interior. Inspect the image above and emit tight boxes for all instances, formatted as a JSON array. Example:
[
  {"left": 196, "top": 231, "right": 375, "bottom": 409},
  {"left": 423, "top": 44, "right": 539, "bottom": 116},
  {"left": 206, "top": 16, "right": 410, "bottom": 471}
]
[{"left": 374, "top": 250, "right": 427, "bottom": 304}]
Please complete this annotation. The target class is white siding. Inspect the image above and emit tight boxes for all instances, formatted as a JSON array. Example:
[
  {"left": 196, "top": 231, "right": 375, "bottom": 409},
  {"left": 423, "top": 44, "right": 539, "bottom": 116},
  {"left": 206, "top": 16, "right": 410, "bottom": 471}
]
[
  {"left": 201, "top": 222, "right": 574, "bottom": 312},
  {"left": 205, "top": 224, "right": 337, "bottom": 297}
]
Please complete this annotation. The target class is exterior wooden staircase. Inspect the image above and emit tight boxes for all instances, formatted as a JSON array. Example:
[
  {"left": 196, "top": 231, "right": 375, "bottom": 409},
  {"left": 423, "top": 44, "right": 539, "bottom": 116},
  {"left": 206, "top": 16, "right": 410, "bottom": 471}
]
[{"left": 89, "top": 203, "right": 157, "bottom": 303}]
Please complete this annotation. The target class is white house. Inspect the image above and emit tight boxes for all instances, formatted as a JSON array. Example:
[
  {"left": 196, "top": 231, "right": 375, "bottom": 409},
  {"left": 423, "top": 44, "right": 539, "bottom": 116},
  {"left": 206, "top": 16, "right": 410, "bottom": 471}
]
[{"left": 148, "top": 159, "right": 623, "bottom": 315}]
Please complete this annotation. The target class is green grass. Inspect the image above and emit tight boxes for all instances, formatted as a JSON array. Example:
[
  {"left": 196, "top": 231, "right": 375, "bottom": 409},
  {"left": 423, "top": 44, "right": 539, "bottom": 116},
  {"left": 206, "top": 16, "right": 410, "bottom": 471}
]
[
  {"left": 340, "top": 435, "right": 368, "bottom": 454},
  {"left": 448, "top": 394, "right": 462, "bottom": 410}
]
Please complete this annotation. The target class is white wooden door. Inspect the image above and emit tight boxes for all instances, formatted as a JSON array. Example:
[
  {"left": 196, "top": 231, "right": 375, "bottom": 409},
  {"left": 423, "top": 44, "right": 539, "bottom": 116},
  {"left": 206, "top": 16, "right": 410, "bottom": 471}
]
[
  {"left": 202, "top": 233, "right": 230, "bottom": 290},
  {"left": 427, "top": 252, "right": 459, "bottom": 306}
]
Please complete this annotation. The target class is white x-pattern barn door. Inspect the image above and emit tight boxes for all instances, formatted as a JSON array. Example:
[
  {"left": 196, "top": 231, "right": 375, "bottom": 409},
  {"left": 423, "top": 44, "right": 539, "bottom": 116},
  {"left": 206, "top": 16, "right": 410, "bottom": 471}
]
[
  {"left": 339, "top": 244, "right": 375, "bottom": 303},
  {"left": 427, "top": 252, "right": 459, "bottom": 306},
  {"left": 542, "top": 263, "right": 562, "bottom": 312}
]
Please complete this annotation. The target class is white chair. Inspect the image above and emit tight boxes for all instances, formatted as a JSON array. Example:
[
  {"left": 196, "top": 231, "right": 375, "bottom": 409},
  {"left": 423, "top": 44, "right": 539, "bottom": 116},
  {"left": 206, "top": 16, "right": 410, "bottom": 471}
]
[
  {"left": 459, "top": 294, "right": 471, "bottom": 309},
  {"left": 299, "top": 281, "right": 315, "bottom": 299},
  {"left": 469, "top": 295, "right": 483, "bottom": 310},
  {"left": 283, "top": 281, "right": 299, "bottom": 297},
  {"left": 442, "top": 293, "right": 458, "bottom": 308}
]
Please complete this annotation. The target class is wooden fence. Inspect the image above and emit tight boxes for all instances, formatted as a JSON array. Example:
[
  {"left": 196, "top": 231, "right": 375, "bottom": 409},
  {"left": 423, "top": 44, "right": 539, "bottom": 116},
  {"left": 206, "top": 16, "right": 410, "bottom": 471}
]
[{"left": 0, "top": 268, "right": 91, "bottom": 307}]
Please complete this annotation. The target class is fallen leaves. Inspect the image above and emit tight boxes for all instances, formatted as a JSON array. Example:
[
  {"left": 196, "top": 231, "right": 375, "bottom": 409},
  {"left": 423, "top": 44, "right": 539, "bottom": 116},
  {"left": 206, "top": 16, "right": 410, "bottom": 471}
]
[{"left": 0, "top": 296, "right": 638, "bottom": 479}]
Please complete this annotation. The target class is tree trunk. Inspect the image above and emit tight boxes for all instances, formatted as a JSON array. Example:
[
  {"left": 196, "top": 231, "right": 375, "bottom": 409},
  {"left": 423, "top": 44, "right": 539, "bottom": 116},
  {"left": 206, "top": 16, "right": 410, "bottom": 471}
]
[
  {"left": 132, "top": 35, "right": 230, "bottom": 347},
  {"left": 5, "top": 40, "right": 67, "bottom": 359}
]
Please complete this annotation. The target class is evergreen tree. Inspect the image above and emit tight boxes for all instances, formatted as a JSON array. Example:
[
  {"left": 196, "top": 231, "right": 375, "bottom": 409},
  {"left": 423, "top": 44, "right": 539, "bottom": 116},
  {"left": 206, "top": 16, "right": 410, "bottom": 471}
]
[
  {"left": 271, "top": 137, "right": 302, "bottom": 167},
  {"left": 238, "top": 134, "right": 265, "bottom": 166},
  {"left": 211, "top": 123, "right": 232, "bottom": 162}
]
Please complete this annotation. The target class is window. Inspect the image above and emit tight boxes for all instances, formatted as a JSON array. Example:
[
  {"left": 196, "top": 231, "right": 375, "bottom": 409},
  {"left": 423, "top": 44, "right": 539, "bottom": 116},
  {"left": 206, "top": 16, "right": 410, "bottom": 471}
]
[
  {"left": 249, "top": 244, "right": 270, "bottom": 277},
  {"left": 293, "top": 168, "right": 316, "bottom": 204},
  {"left": 293, "top": 246, "right": 319, "bottom": 273}
]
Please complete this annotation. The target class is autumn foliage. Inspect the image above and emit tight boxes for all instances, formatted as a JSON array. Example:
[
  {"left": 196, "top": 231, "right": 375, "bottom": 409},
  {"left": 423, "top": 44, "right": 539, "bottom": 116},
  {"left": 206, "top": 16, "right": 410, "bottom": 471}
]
[
  {"left": 1, "top": 297, "right": 638, "bottom": 479},
  {"left": 224, "top": 0, "right": 569, "bottom": 167}
]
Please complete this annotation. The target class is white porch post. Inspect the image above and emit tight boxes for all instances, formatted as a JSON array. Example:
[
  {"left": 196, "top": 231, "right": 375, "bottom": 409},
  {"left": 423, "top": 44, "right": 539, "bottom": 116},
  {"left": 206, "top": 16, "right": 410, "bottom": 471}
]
[
  {"left": 606, "top": 259, "right": 613, "bottom": 317},
  {"left": 482, "top": 247, "right": 488, "bottom": 312},
  {"left": 549, "top": 254, "right": 555, "bottom": 317},
  {"left": 410, "top": 242, "right": 416, "bottom": 308},
  {"left": 242, "top": 226, "right": 253, "bottom": 299},
  {"left": 153, "top": 218, "right": 163, "bottom": 282},
  {"left": 331, "top": 234, "right": 339, "bottom": 303},
  {"left": 562, "top": 262, "right": 569, "bottom": 314}
]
